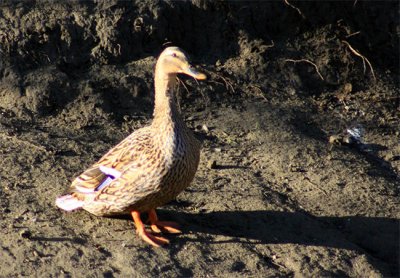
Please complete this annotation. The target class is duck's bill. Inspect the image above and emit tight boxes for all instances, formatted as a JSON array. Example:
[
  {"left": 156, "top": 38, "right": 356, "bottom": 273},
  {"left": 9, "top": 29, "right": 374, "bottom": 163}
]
[{"left": 181, "top": 66, "right": 207, "bottom": 80}]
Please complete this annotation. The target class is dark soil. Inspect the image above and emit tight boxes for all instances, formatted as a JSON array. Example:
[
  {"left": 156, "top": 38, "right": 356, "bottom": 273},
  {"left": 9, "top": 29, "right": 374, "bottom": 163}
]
[{"left": 0, "top": 1, "right": 399, "bottom": 277}]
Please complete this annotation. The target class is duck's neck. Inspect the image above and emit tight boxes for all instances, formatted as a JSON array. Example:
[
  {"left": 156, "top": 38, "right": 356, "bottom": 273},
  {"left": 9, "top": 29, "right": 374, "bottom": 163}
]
[{"left": 152, "top": 70, "right": 183, "bottom": 130}]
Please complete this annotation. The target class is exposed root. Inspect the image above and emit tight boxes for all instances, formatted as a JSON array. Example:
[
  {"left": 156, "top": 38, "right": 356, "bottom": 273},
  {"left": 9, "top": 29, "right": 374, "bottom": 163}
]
[
  {"left": 213, "top": 73, "right": 235, "bottom": 93},
  {"left": 266, "top": 40, "right": 275, "bottom": 49},
  {"left": 176, "top": 75, "right": 210, "bottom": 116},
  {"left": 283, "top": 0, "right": 305, "bottom": 19},
  {"left": 342, "top": 40, "right": 376, "bottom": 81},
  {"left": 204, "top": 69, "right": 236, "bottom": 94},
  {"left": 284, "top": 59, "right": 325, "bottom": 81}
]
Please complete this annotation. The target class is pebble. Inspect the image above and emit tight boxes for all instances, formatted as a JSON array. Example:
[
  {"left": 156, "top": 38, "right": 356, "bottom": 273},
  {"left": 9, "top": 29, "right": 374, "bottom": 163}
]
[
  {"left": 207, "top": 160, "right": 218, "bottom": 169},
  {"left": 20, "top": 229, "right": 31, "bottom": 239},
  {"left": 202, "top": 124, "right": 209, "bottom": 133},
  {"left": 253, "top": 171, "right": 262, "bottom": 177}
]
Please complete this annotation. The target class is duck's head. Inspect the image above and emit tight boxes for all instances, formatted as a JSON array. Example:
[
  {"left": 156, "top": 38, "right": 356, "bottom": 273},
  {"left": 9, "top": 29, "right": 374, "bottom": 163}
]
[{"left": 156, "top": 47, "right": 206, "bottom": 80}]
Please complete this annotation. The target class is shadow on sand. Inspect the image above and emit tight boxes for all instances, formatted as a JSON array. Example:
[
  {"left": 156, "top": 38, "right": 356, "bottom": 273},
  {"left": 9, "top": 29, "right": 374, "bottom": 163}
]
[{"left": 158, "top": 209, "right": 399, "bottom": 276}]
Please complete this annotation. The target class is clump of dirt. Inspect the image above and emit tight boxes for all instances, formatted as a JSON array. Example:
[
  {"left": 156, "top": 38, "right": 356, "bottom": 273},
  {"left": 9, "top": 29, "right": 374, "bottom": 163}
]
[{"left": 0, "top": 1, "right": 398, "bottom": 277}]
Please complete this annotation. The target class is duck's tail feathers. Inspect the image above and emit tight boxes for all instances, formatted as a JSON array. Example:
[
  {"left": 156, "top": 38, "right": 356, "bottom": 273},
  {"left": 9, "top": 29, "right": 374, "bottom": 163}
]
[{"left": 55, "top": 195, "right": 84, "bottom": 211}]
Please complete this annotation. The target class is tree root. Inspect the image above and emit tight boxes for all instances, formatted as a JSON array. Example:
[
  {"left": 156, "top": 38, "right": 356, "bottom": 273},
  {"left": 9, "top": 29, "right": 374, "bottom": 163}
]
[
  {"left": 284, "top": 59, "right": 325, "bottom": 81},
  {"left": 283, "top": 0, "right": 305, "bottom": 19},
  {"left": 342, "top": 40, "right": 376, "bottom": 81}
]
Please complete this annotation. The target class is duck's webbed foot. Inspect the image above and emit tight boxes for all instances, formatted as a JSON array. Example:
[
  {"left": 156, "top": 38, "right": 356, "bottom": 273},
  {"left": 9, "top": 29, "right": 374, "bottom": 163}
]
[
  {"left": 148, "top": 209, "right": 182, "bottom": 234},
  {"left": 131, "top": 211, "right": 169, "bottom": 247}
]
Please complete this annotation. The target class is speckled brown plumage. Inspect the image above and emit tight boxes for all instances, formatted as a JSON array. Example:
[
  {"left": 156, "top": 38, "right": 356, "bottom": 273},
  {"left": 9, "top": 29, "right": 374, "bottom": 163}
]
[{"left": 56, "top": 47, "right": 206, "bottom": 246}]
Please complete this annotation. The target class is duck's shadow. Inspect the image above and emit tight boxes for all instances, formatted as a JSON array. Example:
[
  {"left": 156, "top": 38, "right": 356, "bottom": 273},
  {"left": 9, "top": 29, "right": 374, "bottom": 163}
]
[
  {"left": 112, "top": 209, "right": 398, "bottom": 253},
  {"left": 155, "top": 209, "right": 398, "bottom": 273},
  {"left": 46, "top": 208, "right": 398, "bottom": 275}
]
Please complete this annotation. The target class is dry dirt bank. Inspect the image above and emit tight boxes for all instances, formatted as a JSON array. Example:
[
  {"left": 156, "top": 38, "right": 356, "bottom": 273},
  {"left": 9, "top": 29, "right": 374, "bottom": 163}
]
[{"left": 0, "top": 1, "right": 398, "bottom": 277}]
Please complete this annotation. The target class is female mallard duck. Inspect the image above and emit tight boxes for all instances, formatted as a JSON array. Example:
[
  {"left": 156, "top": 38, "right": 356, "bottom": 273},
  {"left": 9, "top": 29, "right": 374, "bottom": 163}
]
[{"left": 56, "top": 47, "right": 206, "bottom": 247}]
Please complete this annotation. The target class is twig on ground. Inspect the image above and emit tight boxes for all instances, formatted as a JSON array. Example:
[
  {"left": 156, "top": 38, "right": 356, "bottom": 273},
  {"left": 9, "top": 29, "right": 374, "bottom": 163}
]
[
  {"left": 284, "top": 59, "right": 325, "bottom": 81},
  {"left": 304, "top": 176, "right": 328, "bottom": 196},
  {"left": 342, "top": 40, "right": 376, "bottom": 81},
  {"left": 283, "top": 0, "right": 305, "bottom": 19}
]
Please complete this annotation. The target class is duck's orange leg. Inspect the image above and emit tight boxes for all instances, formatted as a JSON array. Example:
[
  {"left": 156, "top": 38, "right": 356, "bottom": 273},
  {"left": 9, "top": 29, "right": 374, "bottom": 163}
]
[
  {"left": 131, "top": 211, "right": 169, "bottom": 247},
  {"left": 148, "top": 209, "right": 182, "bottom": 234}
]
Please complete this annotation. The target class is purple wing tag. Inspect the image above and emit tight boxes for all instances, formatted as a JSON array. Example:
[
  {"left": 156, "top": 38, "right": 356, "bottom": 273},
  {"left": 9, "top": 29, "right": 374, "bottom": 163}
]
[
  {"left": 95, "top": 166, "right": 122, "bottom": 191},
  {"left": 96, "top": 176, "right": 114, "bottom": 191}
]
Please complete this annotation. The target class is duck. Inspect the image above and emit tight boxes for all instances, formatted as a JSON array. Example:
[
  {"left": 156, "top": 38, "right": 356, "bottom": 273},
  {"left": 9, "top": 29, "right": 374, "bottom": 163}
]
[{"left": 56, "top": 47, "right": 206, "bottom": 247}]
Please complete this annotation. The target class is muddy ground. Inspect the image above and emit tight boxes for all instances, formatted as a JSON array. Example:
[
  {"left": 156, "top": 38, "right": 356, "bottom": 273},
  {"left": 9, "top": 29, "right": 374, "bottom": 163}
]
[{"left": 0, "top": 1, "right": 399, "bottom": 277}]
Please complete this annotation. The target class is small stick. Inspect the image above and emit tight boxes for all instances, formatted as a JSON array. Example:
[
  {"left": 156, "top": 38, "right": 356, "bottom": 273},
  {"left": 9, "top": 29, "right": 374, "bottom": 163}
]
[
  {"left": 346, "top": 31, "right": 361, "bottom": 39},
  {"left": 342, "top": 40, "right": 376, "bottom": 81},
  {"left": 284, "top": 59, "right": 325, "bottom": 81}
]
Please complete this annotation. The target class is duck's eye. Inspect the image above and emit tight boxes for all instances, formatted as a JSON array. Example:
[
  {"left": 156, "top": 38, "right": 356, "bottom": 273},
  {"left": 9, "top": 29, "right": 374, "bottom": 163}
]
[{"left": 171, "top": 53, "right": 177, "bottom": 58}]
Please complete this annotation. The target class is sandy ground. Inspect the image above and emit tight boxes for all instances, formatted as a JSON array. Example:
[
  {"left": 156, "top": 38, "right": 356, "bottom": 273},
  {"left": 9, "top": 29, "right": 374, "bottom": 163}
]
[{"left": 0, "top": 1, "right": 399, "bottom": 277}]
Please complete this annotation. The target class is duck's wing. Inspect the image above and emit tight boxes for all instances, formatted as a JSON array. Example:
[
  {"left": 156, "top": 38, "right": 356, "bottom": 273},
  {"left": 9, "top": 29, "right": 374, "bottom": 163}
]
[{"left": 68, "top": 127, "right": 152, "bottom": 194}]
